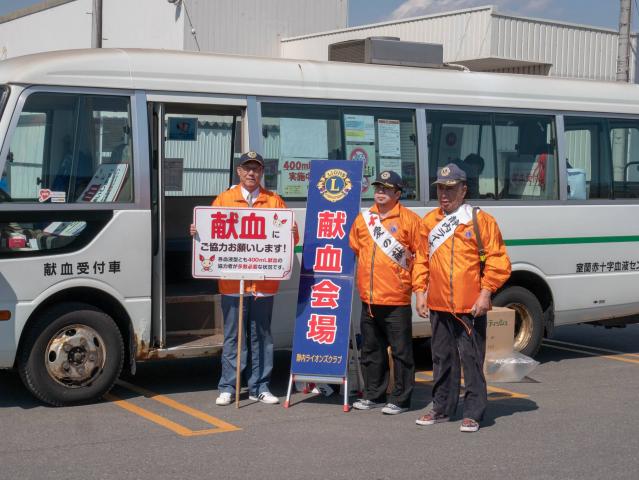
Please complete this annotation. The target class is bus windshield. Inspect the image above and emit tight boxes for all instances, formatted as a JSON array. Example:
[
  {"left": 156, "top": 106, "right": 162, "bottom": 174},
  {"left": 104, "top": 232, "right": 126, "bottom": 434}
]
[{"left": 0, "top": 86, "right": 9, "bottom": 201}]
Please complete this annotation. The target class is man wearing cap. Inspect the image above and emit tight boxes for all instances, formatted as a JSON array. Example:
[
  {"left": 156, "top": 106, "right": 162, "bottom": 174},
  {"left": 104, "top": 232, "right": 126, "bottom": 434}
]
[
  {"left": 190, "top": 151, "right": 298, "bottom": 406},
  {"left": 348, "top": 170, "right": 422, "bottom": 415},
  {"left": 414, "top": 163, "right": 511, "bottom": 432}
]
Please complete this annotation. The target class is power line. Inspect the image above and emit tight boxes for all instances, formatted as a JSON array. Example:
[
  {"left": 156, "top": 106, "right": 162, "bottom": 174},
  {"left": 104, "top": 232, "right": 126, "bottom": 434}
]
[{"left": 182, "top": 0, "right": 201, "bottom": 52}]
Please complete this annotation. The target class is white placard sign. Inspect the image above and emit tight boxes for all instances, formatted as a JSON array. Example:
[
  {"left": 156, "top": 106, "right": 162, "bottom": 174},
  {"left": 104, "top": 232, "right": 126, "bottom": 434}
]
[
  {"left": 78, "top": 164, "right": 128, "bottom": 202},
  {"left": 192, "top": 207, "right": 294, "bottom": 280},
  {"left": 507, "top": 156, "right": 549, "bottom": 197}
]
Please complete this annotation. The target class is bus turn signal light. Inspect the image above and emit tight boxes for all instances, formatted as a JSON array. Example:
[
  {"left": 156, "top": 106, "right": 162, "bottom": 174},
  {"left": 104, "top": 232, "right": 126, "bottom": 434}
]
[{"left": 0, "top": 311, "right": 11, "bottom": 321}]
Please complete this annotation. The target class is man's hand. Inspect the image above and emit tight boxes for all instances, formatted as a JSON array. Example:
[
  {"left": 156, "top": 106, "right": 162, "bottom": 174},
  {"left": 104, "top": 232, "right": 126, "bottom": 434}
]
[
  {"left": 470, "top": 288, "right": 492, "bottom": 317},
  {"left": 415, "top": 291, "right": 428, "bottom": 318},
  {"left": 189, "top": 224, "right": 197, "bottom": 236}
]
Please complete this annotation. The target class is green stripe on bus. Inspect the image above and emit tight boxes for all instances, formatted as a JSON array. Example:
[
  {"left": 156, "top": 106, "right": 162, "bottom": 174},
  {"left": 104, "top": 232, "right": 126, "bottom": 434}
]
[
  {"left": 294, "top": 235, "right": 639, "bottom": 252},
  {"left": 505, "top": 235, "right": 639, "bottom": 247}
]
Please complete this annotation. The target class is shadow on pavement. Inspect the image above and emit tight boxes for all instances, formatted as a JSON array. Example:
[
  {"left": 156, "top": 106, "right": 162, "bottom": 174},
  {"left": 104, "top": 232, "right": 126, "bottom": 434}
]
[{"left": 0, "top": 370, "right": 43, "bottom": 410}]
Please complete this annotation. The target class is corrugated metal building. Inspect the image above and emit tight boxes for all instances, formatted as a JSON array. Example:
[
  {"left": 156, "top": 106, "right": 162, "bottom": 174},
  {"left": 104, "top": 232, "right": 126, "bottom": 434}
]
[
  {"left": 281, "top": 5, "right": 638, "bottom": 82},
  {"left": 0, "top": 0, "right": 347, "bottom": 60}
]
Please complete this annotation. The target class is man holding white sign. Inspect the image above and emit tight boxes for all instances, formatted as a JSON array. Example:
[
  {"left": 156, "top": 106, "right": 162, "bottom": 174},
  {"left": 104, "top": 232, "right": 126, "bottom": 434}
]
[
  {"left": 190, "top": 151, "right": 298, "bottom": 406},
  {"left": 414, "top": 163, "right": 511, "bottom": 432},
  {"left": 349, "top": 171, "right": 422, "bottom": 415}
]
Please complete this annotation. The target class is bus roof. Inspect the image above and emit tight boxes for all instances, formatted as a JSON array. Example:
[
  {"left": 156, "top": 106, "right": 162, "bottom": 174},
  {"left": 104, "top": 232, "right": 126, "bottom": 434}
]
[{"left": 0, "top": 48, "right": 638, "bottom": 114}]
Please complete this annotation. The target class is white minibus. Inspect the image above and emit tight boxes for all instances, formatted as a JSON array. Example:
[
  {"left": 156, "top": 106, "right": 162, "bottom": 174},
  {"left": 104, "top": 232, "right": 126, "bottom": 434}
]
[{"left": 0, "top": 49, "right": 637, "bottom": 405}]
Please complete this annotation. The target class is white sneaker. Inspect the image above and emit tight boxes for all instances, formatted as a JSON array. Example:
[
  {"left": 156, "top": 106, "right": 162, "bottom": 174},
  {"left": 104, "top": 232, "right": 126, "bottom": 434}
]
[
  {"left": 215, "top": 392, "right": 232, "bottom": 406},
  {"left": 249, "top": 391, "right": 279, "bottom": 404}
]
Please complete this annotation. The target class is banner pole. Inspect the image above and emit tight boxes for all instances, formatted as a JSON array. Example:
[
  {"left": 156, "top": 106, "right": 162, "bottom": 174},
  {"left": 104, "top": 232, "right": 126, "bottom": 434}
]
[{"left": 235, "top": 279, "right": 245, "bottom": 408}]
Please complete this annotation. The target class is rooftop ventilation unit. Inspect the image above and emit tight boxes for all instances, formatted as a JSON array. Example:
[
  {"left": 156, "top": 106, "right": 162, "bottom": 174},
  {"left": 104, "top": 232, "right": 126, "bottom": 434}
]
[{"left": 328, "top": 37, "right": 444, "bottom": 68}]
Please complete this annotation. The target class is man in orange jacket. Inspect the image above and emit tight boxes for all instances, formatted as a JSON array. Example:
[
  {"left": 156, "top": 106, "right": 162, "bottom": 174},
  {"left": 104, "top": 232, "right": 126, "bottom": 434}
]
[
  {"left": 349, "top": 171, "right": 422, "bottom": 415},
  {"left": 414, "top": 163, "right": 511, "bottom": 432},
  {"left": 190, "top": 151, "right": 298, "bottom": 406}
]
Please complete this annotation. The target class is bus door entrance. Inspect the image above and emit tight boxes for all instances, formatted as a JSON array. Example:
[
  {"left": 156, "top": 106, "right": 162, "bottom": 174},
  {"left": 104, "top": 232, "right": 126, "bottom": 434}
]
[{"left": 150, "top": 100, "right": 244, "bottom": 354}]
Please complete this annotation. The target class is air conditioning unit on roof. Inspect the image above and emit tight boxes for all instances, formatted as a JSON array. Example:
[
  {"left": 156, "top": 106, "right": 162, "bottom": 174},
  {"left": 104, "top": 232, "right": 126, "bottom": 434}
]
[{"left": 328, "top": 37, "right": 444, "bottom": 68}]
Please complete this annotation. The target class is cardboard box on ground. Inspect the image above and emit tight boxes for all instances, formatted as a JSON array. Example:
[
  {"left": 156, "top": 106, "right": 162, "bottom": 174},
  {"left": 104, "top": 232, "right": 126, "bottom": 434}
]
[
  {"left": 484, "top": 307, "right": 539, "bottom": 382},
  {"left": 486, "top": 306, "right": 515, "bottom": 358}
]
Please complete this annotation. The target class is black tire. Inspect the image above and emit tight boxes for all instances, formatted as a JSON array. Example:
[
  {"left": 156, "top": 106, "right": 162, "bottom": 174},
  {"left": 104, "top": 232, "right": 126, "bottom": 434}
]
[
  {"left": 492, "top": 286, "right": 544, "bottom": 358},
  {"left": 17, "top": 302, "right": 124, "bottom": 406}
]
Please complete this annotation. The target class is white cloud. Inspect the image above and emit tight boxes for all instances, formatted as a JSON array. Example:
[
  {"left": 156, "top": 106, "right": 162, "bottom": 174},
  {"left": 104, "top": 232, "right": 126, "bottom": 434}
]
[{"left": 390, "top": 0, "right": 555, "bottom": 21}]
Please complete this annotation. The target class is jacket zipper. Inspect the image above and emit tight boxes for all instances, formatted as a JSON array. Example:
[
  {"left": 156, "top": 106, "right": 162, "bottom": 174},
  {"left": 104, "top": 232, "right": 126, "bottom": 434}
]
[
  {"left": 449, "top": 234, "right": 455, "bottom": 312},
  {"left": 449, "top": 233, "right": 472, "bottom": 336},
  {"left": 369, "top": 244, "right": 377, "bottom": 306}
]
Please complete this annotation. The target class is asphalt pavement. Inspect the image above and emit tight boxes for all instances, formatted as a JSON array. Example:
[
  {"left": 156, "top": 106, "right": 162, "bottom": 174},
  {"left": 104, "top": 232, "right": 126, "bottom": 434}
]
[{"left": 1, "top": 323, "right": 638, "bottom": 480}]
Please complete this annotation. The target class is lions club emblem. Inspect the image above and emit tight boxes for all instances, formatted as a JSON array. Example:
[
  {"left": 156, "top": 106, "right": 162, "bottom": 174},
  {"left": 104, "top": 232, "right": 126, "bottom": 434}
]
[
  {"left": 440, "top": 166, "right": 450, "bottom": 177},
  {"left": 380, "top": 171, "right": 391, "bottom": 180},
  {"left": 317, "top": 168, "right": 352, "bottom": 202}
]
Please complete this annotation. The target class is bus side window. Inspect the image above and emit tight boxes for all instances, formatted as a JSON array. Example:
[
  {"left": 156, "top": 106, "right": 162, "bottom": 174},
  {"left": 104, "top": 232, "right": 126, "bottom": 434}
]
[
  {"left": 564, "top": 117, "right": 611, "bottom": 200},
  {"left": 426, "top": 110, "right": 494, "bottom": 200},
  {"left": 609, "top": 123, "right": 639, "bottom": 199},
  {"left": 495, "top": 114, "right": 558, "bottom": 201},
  {"left": 262, "top": 103, "right": 421, "bottom": 202},
  {"left": 0, "top": 92, "right": 134, "bottom": 204},
  {"left": 426, "top": 110, "right": 558, "bottom": 200}
]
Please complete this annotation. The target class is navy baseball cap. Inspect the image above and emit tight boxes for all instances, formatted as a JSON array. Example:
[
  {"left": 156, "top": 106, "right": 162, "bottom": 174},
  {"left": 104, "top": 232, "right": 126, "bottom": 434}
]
[
  {"left": 239, "top": 151, "right": 264, "bottom": 167},
  {"left": 432, "top": 163, "right": 467, "bottom": 185},
  {"left": 371, "top": 170, "right": 403, "bottom": 191}
]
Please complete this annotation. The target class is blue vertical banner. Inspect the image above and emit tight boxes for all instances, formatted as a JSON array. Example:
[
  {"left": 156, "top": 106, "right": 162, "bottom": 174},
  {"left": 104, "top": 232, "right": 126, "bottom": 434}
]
[{"left": 290, "top": 160, "right": 364, "bottom": 377}]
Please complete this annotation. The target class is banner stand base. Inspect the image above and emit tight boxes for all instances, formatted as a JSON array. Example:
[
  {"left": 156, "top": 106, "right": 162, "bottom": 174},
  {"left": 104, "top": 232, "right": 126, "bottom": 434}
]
[
  {"left": 284, "top": 374, "right": 350, "bottom": 412},
  {"left": 285, "top": 322, "right": 364, "bottom": 412}
]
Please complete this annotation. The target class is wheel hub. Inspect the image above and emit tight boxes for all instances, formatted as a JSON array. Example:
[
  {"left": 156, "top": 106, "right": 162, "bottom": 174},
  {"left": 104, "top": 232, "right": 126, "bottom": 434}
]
[
  {"left": 45, "top": 324, "right": 106, "bottom": 387},
  {"left": 505, "top": 302, "right": 533, "bottom": 352}
]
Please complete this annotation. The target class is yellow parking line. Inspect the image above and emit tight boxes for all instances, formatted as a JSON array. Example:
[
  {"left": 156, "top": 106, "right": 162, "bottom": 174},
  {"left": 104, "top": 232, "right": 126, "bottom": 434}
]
[
  {"left": 542, "top": 343, "right": 639, "bottom": 365},
  {"left": 415, "top": 370, "right": 528, "bottom": 399},
  {"left": 104, "top": 393, "right": 193, "bottom": 436},
  {"left": 105, "top": 381, "right": 240, "bottom": 437},
  {"left": 543, "top": 338, "right": 639, "bottom": 358},
  {"left": 117, "top": 380, "right": 239, "bottom": 432}
]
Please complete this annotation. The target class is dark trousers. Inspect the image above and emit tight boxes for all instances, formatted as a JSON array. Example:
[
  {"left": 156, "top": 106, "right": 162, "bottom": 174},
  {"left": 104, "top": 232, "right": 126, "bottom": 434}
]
[
  {"left": 360, "top": 303, "right": 414, "bottom": 408},
  {"left": 430, "top": 310, "right": 488, "bottom": 421}
]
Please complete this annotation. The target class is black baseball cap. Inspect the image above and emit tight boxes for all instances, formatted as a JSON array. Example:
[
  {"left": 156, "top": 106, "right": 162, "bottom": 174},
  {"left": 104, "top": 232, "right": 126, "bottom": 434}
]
[
  {"left": 432, "top": 163, "right": 467, "bottom": 185},
  {"left": 239, "top": 151, "right": 264, "bottom": 167},
  {"left": 371, "top": 170, "right": 403, "bottom": 191}
]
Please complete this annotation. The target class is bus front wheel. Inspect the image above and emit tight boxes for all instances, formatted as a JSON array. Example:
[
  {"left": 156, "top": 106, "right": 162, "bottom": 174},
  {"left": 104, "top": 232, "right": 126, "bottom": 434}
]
[
  {"left": 18, "top": 303, "right": 124, "bottom": 407},
  {"left": 492, "top": 286, "right": 544, "bottom": 358}
]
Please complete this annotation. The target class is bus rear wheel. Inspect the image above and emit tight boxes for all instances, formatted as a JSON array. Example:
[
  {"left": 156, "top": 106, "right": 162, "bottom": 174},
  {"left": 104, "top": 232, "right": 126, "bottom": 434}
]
[
  {"left": 18, "top": 303, "right": 124, "bottom": 407},
  {"left": 492, "top": 286, "right": 544, "bottom": 357}
]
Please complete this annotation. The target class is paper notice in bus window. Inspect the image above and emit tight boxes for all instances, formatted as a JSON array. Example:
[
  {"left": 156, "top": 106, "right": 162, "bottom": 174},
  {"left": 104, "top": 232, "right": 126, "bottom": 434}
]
[
  {"left": 344, "top": 114, "right": 375, "bottom": 143},
  {"left": 280, "top": 158, "right": 311, "bottom": 197},
  {"left": 164, "top": 158, "right": 184, "bottom": 191},
  {"left": 347, "top": 144, "right": 376, "bottom": 199},
  {"left": 280, "top": 118, "right": 328, "bottom": 158},
  {"left": 167, "top": 117, "right": 198, "bottom": 141},
  {"left": 378, "top": 119, "right": 401, "bottom": 158},
  {"left": 79, "top": 164, "right": 128, "bottom": 202}
]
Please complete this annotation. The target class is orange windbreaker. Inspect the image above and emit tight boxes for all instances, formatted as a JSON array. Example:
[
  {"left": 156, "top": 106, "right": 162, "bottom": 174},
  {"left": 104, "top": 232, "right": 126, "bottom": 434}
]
[
  {"left": 413, "top": 206, "right": 511, "bottom": 313},
  {"left": 349, "top": 203, "right": 422, "bottom": 306},
  {"left": 212, "top": 185, "right": 299, "bottom": 296}
]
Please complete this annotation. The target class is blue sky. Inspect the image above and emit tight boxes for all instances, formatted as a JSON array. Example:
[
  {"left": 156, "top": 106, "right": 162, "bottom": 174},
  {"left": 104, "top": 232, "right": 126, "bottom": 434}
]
[
  {"left": 0, "top": 0, "right": 635, "bottom": 31},
  {"left": 348, "top": 0, "right": 634, "bottom": 30}
]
